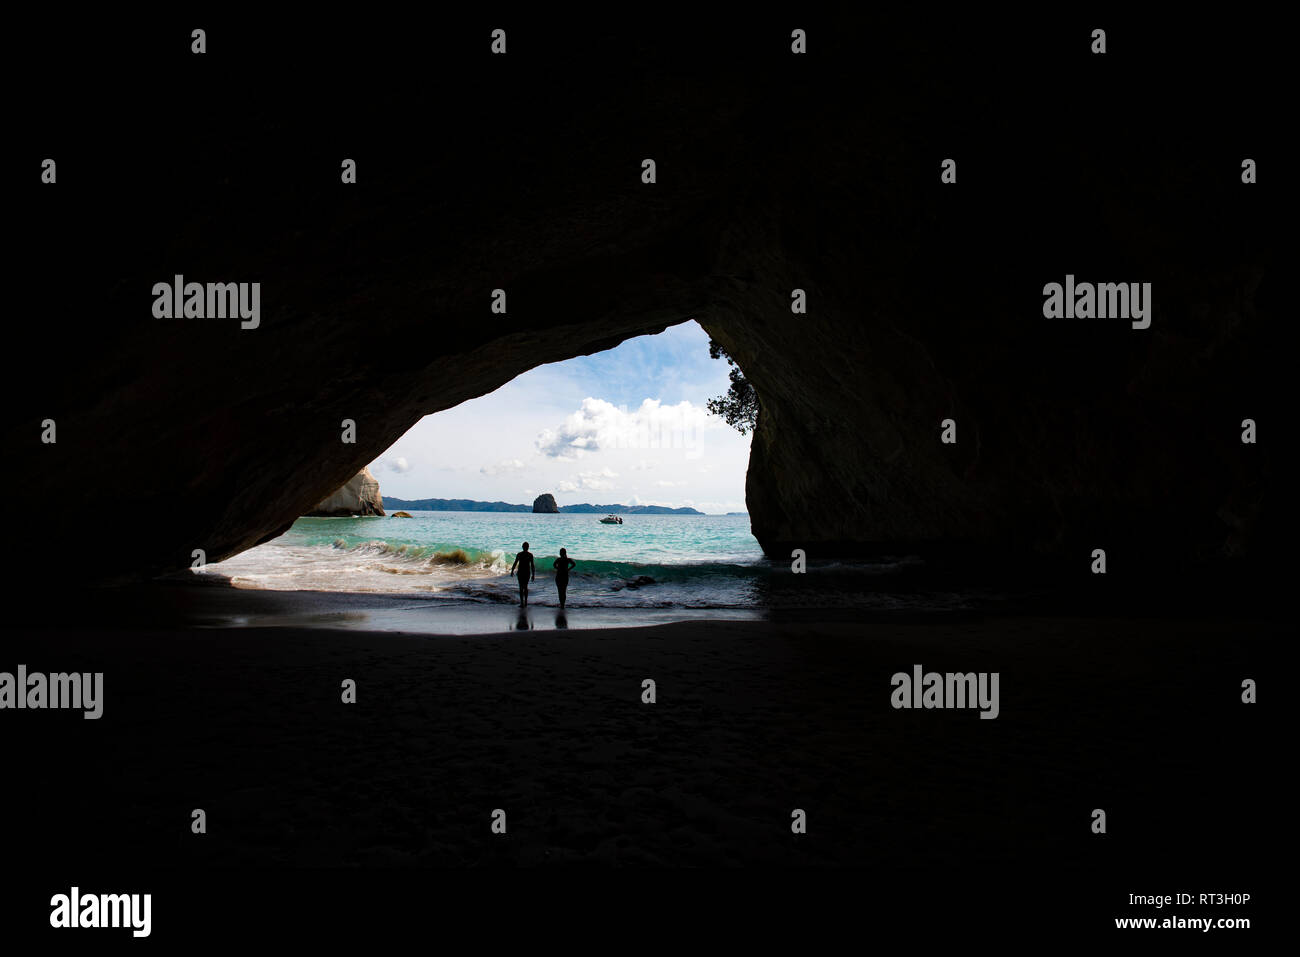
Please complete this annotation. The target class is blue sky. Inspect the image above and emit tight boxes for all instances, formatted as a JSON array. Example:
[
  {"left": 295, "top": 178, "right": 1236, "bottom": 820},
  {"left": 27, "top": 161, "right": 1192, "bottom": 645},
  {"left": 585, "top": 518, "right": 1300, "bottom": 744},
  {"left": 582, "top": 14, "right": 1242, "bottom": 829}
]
[{"left": 368, "top": 320, "right": 752, "bottom": 514}]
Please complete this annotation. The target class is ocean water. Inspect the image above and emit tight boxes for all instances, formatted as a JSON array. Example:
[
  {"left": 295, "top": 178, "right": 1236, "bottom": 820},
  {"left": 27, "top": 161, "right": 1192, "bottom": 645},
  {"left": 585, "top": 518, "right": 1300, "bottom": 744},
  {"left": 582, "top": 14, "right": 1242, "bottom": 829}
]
[{"left": 196, "top": 511, "right": 975, "bottom": 611}]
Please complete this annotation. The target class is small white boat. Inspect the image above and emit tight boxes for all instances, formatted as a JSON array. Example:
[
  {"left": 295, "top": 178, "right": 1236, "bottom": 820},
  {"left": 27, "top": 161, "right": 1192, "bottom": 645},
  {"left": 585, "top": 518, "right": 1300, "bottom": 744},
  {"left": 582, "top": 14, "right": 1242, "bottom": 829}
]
[{"left": 599, "top": 515, "right": 623, "bottom": 524}]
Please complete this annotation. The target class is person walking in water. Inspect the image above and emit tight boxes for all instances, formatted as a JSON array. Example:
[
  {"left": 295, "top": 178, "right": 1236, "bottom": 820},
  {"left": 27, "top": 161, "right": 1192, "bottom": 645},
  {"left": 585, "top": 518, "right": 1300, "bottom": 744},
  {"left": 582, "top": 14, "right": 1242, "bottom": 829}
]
[
  {"left": 553, "top": 547, "right": 576, "bottom": 608},
  {"left": 510, "top": 542, "right": 535, "bottom": 606}
]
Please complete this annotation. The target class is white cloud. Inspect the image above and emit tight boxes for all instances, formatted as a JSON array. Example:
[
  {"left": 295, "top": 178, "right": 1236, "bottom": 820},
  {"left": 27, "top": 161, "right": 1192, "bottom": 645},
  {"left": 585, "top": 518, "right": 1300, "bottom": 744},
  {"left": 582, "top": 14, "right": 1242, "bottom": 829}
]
[
  {"left": 557, "top": 467, "right": 619, "bottom": 493},
  {"left": 368, "top": 323, "right": 752, "bottom": 510},
  {"left": 697, "top": 501, "right": 748, "bottom": 514},
  {"left": 480, "top": 458, "right": 525, "bottom": 476},
  {"left": 535, "top": 398, "right": 719, "bottom": 459},
  {"left": 654, "top": 480, "right": 688, "bottom": 488},
  {"left": 626, "top": 496, "right": 670, "bottom": 512},
  {"left": 388, "top": 456, "right": 414, "bottom": 474}
]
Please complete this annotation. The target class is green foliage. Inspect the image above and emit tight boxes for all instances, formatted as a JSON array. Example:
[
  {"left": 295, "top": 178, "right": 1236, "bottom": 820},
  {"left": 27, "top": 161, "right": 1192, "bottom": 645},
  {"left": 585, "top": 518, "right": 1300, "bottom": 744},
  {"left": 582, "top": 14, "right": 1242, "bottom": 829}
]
[{"left": 706, "top": 339, "right": 759, "bottom": 435}]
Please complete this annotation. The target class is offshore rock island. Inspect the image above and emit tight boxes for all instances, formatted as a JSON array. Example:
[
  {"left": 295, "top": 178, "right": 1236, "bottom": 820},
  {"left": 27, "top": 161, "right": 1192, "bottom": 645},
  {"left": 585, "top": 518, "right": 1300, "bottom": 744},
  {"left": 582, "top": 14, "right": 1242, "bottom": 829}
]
[{"left": 383, "top": 494, "right": 704, "bottom": 515}]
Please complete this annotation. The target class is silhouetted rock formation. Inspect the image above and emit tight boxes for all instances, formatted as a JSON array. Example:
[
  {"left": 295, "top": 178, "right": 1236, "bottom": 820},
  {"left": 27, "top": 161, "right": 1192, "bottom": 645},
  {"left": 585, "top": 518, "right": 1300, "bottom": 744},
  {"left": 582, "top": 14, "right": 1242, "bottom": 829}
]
[
  {"left": 532, "top": 494, "right": 559, "bottom": 514},
  {"left": 306, "top": 467, "right": 384, "bottom": 517},
  {"left": 384, "top": 497, "right": 703, "bottom": 514},
  {"left": 13, "top": 19, "right": 1279, "bottom": 587}
]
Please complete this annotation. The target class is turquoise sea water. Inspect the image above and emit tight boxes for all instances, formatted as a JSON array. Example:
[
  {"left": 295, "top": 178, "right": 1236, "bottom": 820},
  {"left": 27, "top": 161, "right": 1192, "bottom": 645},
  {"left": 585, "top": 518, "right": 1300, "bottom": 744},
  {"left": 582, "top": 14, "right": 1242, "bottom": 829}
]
[
  {"left": 201, "top": 512, "right": 769, "bottom": 608},
  {"left": 198, "top": 511, "right": 973, "bottom": 610},
  {"left": 307, "top": 511, "right": 766, "bottom": 566}
]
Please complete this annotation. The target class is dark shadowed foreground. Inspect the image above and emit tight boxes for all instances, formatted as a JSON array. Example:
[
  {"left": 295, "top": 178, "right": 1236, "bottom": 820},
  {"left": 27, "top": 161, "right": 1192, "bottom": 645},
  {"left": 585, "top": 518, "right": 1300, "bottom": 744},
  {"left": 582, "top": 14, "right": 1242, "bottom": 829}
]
[{"left": 5, "top": 611, "right": 1275, "bottom": 871}]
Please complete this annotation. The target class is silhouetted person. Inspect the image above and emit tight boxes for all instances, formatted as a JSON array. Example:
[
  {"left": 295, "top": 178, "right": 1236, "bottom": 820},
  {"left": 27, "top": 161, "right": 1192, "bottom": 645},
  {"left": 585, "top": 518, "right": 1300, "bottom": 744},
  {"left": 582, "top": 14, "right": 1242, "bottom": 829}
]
[
  {"left": 510, "top": 542, "right": 535, "bottom": 606},
  {"left": 553, "top": 547, "right": 576, "bottom": 608}
]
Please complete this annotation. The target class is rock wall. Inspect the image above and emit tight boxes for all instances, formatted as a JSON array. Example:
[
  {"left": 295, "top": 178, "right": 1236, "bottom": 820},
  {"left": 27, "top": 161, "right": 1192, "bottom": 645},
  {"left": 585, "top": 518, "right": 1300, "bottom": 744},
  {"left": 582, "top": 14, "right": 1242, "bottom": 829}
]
[
  {"left": 306, "top": 467, "right": 384, "bottom": 517},
  {"left": 11, "top": 19, "right": 1279, "bottom": 585}
]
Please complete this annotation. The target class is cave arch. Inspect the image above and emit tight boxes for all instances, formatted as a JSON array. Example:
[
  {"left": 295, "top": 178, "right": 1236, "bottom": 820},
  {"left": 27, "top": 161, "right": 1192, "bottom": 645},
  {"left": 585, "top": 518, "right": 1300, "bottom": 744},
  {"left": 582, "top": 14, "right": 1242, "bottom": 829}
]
[{"left": 14, "top": 19, "right": 1276, "bottom": 587}]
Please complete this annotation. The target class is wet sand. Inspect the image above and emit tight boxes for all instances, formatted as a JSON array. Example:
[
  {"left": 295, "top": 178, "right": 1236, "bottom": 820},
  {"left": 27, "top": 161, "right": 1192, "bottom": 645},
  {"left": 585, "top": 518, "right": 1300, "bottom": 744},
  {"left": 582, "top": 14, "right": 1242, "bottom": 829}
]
[{"left": 2, "top": 595, "right": 1280, "bottom": 875}]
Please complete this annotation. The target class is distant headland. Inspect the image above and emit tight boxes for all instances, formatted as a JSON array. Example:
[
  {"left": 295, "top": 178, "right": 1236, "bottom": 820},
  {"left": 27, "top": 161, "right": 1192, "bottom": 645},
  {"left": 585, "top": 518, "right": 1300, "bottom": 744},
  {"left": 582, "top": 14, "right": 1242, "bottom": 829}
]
[{"left": 382, "top": 494, "right": 705, "bottom": 515}]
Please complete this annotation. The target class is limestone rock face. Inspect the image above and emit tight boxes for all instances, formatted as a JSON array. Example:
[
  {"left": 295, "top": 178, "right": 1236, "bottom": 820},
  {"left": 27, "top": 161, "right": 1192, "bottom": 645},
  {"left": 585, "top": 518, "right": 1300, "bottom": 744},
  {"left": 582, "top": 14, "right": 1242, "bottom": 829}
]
[
  {"left": 532, "top": 494, "right": 559, "bottom": 514},
  {"left": 11, "top": 21, "right": 1278, "bottom": 586},
  {"left": 306, "top": 468, "right": 384, "bottom": 517}
]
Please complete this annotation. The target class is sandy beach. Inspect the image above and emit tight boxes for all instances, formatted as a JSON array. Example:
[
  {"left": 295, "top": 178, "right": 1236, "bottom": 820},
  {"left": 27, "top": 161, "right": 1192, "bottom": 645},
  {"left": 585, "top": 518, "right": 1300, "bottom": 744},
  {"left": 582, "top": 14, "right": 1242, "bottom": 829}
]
[{"left": 3, "top": 582, "right": 1279, "bottom": 875}]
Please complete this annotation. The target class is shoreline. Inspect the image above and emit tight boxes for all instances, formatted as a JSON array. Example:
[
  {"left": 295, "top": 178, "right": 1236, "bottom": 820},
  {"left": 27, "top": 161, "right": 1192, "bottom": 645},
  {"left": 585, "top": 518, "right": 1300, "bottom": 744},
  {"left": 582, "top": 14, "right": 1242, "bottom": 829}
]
[
  {"left": 17, "top": 571, "right": 1275, "bottom": 638},
  {"left": 2, "top": 610, "right": 1280, "bottom": 871},
  {"left": 53, "top": 576, "right": 772, "bottom": 635}
]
